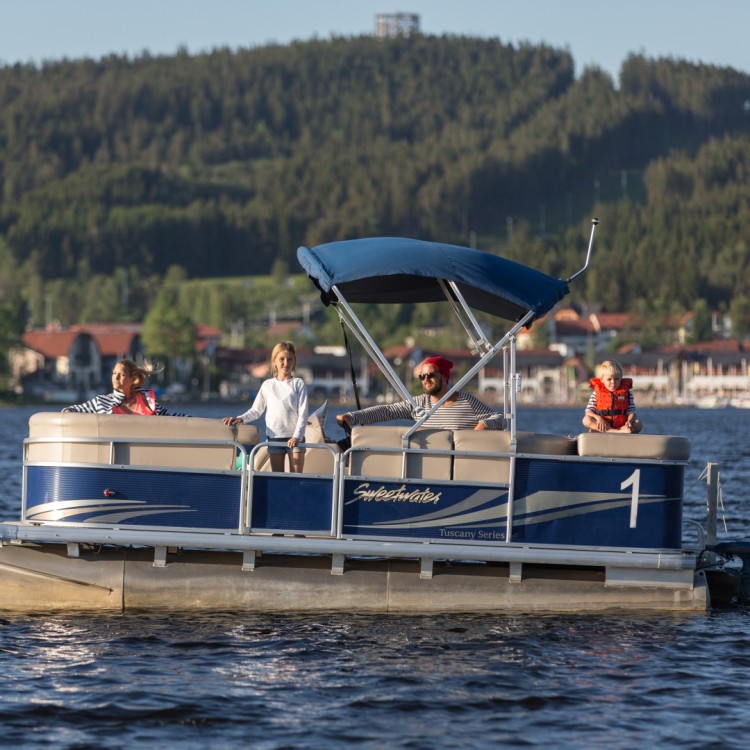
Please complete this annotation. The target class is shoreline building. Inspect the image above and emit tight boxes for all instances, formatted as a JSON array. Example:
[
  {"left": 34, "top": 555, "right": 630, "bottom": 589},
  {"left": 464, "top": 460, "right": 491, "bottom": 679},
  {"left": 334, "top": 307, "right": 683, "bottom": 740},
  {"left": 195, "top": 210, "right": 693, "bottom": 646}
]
[{"left": 375, "top": 13, "right": 420, "bottom": 38}]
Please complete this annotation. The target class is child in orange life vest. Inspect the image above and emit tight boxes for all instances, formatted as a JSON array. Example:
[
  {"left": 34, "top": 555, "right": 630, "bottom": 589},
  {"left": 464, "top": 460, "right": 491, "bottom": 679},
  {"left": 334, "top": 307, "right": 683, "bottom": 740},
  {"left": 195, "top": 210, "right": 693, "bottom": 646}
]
[{"left": 583, "top": 359, "right": 643, "bottom": 433}]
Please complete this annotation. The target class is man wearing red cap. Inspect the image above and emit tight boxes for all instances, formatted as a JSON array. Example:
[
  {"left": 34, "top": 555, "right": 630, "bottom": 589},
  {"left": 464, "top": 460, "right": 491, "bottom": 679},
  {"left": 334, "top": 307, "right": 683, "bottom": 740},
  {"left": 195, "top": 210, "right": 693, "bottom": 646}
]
[{"left": 337, "top": 355, "right": 506, "bottom": 431}]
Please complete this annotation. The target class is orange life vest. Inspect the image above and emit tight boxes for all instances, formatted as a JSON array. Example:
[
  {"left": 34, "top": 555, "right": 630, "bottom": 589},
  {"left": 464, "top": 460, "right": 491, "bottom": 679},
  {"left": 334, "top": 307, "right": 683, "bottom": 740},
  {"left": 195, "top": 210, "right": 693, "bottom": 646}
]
[
  {"left": 589, "top": 378, "right": 632, "bottom": 429},
  {"left": 112, "top": 389, "right": 157, "bottom": 416}
]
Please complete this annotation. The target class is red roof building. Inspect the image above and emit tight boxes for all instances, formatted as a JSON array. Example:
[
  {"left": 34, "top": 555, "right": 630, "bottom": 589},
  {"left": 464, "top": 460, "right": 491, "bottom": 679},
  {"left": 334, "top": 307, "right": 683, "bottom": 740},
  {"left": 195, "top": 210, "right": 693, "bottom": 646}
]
[{"left": 14, "top": 323, "right": 145, "bottom": 400}]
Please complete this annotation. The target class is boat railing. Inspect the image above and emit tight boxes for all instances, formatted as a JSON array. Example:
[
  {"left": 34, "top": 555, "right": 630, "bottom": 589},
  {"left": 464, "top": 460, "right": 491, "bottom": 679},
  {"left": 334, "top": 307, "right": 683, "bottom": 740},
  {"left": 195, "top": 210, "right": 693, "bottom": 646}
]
[
  {"left": 244, "top": 440, "right": 341, "bottom": 536},
  {"left": 24, "top": 433, "right": 253, "bottom": 471},
  {"left": 21, "top": 413, "right": 695, "bottom": 556},
  {"left": 24, "top": 412, "right": 260, "bottom": 470},
  {"left": 342, "top": 425, "right": 579, "bottom": 482}
]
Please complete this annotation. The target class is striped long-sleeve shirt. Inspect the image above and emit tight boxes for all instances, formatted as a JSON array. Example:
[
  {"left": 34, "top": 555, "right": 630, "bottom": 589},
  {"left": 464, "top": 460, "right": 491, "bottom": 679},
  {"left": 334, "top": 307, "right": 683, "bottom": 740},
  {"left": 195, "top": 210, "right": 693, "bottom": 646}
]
[
  {"left": 62, "top": 388, "right": 190, "bottom": 416},
  {"left": 346, "top": 393, "right": 507, "bottom": 430}
]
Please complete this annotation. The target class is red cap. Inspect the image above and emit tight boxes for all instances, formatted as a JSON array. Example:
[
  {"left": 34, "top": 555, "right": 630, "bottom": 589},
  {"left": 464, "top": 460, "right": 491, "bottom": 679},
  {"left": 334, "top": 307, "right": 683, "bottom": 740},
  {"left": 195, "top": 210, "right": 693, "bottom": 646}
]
[{"left": 422, "top": 356, "right": 453, "bottom": 381}]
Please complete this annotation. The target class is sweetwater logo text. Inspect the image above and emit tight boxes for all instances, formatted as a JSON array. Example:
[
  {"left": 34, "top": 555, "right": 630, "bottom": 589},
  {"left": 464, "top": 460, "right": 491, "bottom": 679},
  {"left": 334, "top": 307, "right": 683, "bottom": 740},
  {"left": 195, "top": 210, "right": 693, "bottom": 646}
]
[{"left": 351, "top": 483, "right": 442, "bottom": 505}]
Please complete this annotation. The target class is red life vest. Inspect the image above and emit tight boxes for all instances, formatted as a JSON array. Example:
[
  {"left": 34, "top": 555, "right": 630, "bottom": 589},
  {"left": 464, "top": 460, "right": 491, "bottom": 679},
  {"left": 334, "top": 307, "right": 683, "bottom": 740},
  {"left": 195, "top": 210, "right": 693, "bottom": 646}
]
[
  {"left": 589, "top": 378, "right": 633, "bottom": 429},
  {"left": 112, "top": 389, "right": 157, "bottom": 416}
]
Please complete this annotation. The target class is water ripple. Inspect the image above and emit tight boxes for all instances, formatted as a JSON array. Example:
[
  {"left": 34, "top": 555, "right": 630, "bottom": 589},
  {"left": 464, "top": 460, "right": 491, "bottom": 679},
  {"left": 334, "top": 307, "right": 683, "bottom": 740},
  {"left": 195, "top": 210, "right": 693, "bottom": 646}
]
[{"left": 1, "top": 407, "right": 750, "bottom": 748}]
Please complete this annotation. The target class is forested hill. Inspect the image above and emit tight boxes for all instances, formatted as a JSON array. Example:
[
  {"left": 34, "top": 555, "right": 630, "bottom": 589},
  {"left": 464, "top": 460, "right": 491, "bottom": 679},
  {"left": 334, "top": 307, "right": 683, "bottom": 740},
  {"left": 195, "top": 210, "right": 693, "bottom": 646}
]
[{"left": 1, "top": 34, "right": 750, "bottom": 325}]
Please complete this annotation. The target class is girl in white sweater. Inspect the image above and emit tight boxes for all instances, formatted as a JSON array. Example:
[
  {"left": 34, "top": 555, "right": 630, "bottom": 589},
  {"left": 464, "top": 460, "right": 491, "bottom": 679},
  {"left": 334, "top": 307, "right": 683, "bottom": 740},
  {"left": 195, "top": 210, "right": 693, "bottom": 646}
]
[{"left": 223, "top": 341, "right": 308, "bottom": 473}]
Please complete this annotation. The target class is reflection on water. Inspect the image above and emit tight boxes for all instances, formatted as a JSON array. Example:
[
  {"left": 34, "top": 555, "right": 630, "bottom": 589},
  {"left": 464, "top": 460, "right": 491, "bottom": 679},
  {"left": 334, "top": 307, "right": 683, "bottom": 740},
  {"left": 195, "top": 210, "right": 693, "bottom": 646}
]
[
  {"left": 2, "top": 610, "right": 750, "bottom": 748},
  {"left": 0, "top": 405, "right": 749, "bottom": 748}
]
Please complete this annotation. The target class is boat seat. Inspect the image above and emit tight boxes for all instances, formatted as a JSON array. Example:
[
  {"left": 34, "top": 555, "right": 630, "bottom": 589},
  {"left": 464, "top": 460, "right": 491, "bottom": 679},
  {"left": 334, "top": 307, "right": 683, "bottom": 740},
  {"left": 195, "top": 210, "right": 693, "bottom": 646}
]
[
  {"left": 452, "top": 429, "right": 512, "bottom": 483},
  {"left": 26, "top": 412, "right": 259, "bottom": 471},
  {"left": 576, "top": 432, "right": 691, "bottom": 461},
  {"left": 348, "top": 426, "right": 453, "bottom": 480},
  {"left": 452, "top": 430, "right": 577, "bottom": 483},
  {"left": 252, "top": 412, "right": 340, "bottom": 474},
  {"left": 253, "top": 442, "right": 341, "bottom": 474},
  {"left": 515, "top": 432, "right": 578, "bottom": 456}
]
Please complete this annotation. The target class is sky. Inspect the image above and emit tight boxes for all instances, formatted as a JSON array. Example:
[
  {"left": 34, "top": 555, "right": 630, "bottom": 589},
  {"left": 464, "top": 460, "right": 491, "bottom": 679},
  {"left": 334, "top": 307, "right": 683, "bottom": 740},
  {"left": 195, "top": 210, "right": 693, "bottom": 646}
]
[{"left": 1, "top": 0, "right": 749, "bottom": 82}]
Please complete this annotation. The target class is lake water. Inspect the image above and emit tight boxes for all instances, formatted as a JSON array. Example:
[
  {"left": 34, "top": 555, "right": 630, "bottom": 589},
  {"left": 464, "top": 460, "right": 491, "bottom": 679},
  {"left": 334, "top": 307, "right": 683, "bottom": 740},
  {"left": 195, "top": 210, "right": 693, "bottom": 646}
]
[{"left": 1, "top": 404, "right": 749, "bottom": 749}]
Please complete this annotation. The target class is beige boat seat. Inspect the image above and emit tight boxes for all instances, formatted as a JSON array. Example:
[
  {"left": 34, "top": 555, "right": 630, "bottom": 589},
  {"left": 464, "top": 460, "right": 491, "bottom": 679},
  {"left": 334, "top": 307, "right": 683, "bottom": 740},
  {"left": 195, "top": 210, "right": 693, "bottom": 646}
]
[
  {"left": 348, "top": 425, "right": 454, "bottom": 480},
  {"left": 576, "top": 432, "right": 691, "bottom": 461},
  {"left": 252, "top": 443, "right": 341, "bottom": 474},
  {"left": 452, "top": 430, "right": 577, "bottom": 483},
  {"left": 252, "top": 407, "right": 339, "bottom": 474},
  {"left": 26, "top": 412, "right": 259, "bottom": 471}
]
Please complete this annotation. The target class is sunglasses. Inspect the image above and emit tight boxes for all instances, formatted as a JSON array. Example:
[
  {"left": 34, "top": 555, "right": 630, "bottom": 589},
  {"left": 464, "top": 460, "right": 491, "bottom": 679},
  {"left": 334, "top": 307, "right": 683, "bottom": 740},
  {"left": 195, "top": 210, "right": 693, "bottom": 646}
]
[{"left": 418, "top": 372, "right": 440, "bottom": 381}]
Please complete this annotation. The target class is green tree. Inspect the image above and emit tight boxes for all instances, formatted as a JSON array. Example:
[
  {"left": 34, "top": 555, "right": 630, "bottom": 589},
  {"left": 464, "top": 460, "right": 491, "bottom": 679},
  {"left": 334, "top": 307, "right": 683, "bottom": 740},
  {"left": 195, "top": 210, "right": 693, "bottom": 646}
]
[
  {"left": 142, "top": 283, "right": 196, "bottom": 381},
  {"left": 729, "top": 294, "right": 750, "bottom": 338},
  {"left": 0, "top": 302, "right": 22, "bottom": 391},
  {"left": 689, "top": 299, "right": 713, "bottom": 343}
]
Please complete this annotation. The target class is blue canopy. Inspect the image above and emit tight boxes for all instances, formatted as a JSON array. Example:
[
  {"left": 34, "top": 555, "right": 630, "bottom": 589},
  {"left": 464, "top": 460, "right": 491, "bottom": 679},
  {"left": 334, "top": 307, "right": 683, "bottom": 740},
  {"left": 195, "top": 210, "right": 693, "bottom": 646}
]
[{"left": 297, "top": 237, "right": 569, "bottom": 323}]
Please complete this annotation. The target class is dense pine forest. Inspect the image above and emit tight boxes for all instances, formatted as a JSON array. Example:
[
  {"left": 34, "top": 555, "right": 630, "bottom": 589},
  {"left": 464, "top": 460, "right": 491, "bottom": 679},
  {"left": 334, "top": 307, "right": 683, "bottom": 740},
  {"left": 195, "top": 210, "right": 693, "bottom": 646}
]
[{"left": 1, "top": 33, "right": 750, "bottom": 378}]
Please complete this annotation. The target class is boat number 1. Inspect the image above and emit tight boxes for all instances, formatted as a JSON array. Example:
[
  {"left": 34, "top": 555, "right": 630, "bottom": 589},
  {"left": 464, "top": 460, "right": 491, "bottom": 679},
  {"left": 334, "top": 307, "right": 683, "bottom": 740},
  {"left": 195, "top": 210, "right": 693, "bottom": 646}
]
[{"left": 621, "top": 469, "right": 641, "bottom": 528}]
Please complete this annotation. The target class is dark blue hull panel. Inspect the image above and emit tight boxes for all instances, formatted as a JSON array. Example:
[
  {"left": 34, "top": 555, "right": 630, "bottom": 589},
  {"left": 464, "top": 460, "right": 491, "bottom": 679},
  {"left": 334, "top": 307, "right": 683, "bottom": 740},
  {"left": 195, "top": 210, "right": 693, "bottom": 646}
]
[
  {"left": 24, "top": 455, "right": 685, "bottom": 550},
  {"left": 341, "top": 477, "right": 506, "bottom": 543},
  {"left": 25, "top": 466, "right": 242, "bottom": 530},
  {"left": 250, "top": 474, "right": 335, "bottom": 533},
  {"left": 341, "top": 457, "right": 684, "bottom": 549},
  {"left": 510, "top": 457, "right": 683, "bottom": 548}
]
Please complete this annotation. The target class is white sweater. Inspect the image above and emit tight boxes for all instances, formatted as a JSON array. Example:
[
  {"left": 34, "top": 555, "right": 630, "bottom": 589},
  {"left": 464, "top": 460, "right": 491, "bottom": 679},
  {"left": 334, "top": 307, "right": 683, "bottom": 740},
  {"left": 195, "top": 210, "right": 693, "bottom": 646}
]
[{"left": 236, "top": 377, "right": 308, "bottom": 440}]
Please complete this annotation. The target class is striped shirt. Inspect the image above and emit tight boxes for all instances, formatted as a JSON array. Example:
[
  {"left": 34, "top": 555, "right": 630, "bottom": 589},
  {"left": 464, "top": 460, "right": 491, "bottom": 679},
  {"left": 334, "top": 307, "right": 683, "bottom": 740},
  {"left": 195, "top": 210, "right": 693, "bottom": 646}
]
[
  {"left": 347, "top": 392, "right": 507, "bottom": 430},
  {"left": 62, "top": 388, "right": 190, "bottom": 416},
  {"left": 585, "top": 390, "right": 636, "bottom": 415}
]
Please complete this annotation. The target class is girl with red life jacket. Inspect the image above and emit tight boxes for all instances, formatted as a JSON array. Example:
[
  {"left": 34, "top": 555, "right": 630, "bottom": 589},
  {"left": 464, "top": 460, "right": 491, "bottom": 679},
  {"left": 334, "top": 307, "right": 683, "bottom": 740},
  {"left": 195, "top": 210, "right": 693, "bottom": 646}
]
[
  {"left": 583, "top": 359, "right": 642, "bottom": 433},
  {"left": 63, "top": 359, "right": 190, "bottom": 416}
]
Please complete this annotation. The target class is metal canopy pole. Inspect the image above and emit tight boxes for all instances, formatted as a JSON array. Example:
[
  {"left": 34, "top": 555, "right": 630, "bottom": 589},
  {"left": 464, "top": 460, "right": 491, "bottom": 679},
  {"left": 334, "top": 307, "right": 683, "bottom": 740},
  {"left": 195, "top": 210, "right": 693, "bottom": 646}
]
[
  {"left": 332, "top": 287, "right": 416, "bottom": 406},
  {"left": 567, "top": 218, "right": 599, "bottom": 283},
  {"left": 404, "top": 309, "right": 535, "bottom": 439},
  {"left": 438, "top": 279, "right": 493, "bottom": 355}
]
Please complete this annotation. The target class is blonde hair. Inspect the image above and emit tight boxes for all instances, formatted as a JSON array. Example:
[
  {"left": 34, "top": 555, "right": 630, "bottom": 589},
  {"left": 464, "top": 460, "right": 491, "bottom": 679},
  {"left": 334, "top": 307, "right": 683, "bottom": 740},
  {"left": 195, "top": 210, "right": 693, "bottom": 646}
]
[
  {"left": 117, "top": 358, "right": 164, "bottom": 388},
  {"left": 270, "top": 341, "right": 297, "bottom": 376},
  {"left": 596, "top": 359, "right": 623, "bottom": 379}
]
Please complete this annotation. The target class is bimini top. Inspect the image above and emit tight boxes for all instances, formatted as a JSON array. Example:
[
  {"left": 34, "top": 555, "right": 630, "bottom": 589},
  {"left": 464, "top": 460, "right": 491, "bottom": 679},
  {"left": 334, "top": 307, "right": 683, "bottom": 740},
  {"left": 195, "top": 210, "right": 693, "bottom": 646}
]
[{"left": 297, "top": 237, "right": 570, "bottom": 323}]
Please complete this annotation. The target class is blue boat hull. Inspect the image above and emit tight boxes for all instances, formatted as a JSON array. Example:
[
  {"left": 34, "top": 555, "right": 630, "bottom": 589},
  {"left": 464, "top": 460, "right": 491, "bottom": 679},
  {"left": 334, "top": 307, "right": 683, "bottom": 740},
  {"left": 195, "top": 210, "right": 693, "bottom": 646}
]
[
  {"left": 341, "top": 457, "right": 682, "bottom": 549},
  {"left": 25, "top": 455, "right": 683, "bottom": 551}
]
